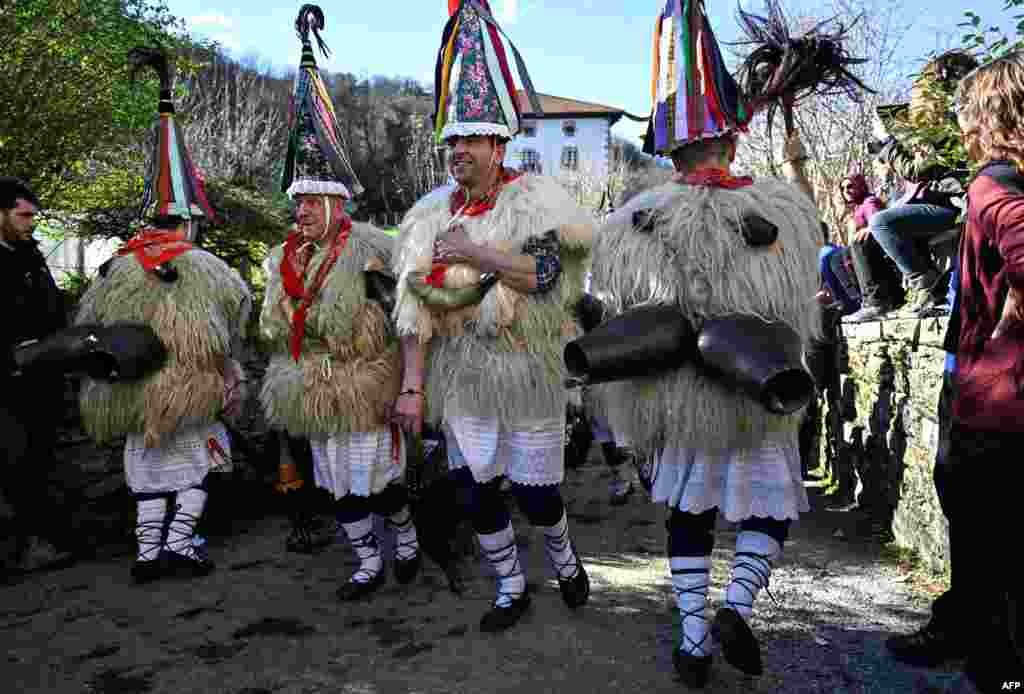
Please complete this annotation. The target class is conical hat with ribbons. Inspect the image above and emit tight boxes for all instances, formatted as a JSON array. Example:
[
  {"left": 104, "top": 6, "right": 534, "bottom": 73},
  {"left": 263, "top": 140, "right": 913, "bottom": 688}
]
[{"left": 281, "top": 4, "right": 363, "bottom": 199}]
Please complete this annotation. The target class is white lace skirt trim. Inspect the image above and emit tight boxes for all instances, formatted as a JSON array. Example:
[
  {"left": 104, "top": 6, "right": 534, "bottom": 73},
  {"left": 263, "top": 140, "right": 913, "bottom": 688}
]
[
  {"left": 285, "top": 178, "right": 352, "bottom": 199},
  {"left": 651, "top": 443, "right": 809, "bottom": 522},
  {"left": 310, "top": 429, "right": 405, "bottom": 499},
  {"left": 444, "top": 416, "right": 564, "bottom": 486},
  {"left": 440, "top": 121, "right": 511, "bottom": 140},
  {"left": 125, "top": 423, "right": 229, "bottom": 494}
]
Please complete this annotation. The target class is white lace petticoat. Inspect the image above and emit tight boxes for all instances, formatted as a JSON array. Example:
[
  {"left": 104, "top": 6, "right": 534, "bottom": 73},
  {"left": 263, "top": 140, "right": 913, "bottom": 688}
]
[
  {"left": 310, "top": 429, "right": 406, "bottom": 499},
  {"left": 444, "top": 416, "right": 565, "bottom": 486},
  {"left": 650, "top": 443, "right": 809, "bottom": 521},
  {"left": 124, "top": 422, "right": 230, "bottom": 494}
]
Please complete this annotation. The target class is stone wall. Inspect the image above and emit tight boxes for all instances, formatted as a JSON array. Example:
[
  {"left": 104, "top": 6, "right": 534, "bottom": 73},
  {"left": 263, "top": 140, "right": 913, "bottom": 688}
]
[{"left": 836, "top": 315, "right": 951, "bottom": 573}]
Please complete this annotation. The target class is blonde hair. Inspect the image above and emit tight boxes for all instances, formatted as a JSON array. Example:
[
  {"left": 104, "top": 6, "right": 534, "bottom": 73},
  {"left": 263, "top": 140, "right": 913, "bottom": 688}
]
[{"left": 956, "top": 51, "right": 1024, "bottom": 173}]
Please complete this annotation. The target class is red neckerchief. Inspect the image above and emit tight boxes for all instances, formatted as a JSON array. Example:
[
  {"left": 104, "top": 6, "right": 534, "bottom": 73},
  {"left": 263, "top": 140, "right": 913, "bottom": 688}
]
[
  {"left": 280, "top": 216, "right": 353, "bottom": 362},
  {"left": 674, "top": 167, "right": 754, "bottom": 189},
  {"left": 425, "top": 168, "right": 524, "bottom": 288},
  {"left": 116, "top": 229, "right": 193, "bottom": 270}
]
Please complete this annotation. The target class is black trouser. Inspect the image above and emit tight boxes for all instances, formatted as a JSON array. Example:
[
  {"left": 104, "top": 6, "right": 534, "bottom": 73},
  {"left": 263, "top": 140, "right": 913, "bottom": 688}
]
[
  {"left": 848, "top": 233, "right": 904, "bottom": 308},
  {"left": 929, "top": 371, "right": 958, "bottom": 632},
  {"left": 284, "top": 432, "right": 315, "bottom": 483},
  {"left": 0, "top": 382, "right": 72, "bottom": 550},
  {"left": 666, "top": 508, "right": 791, "bottom": 557},
  {"left": 335, "top": 483, "right": 411, "bottom": 524},
  {"left": 451, "top": 466, "right": 565, "bottom": 535},
  {"left": 943, "top": 416, "right": 1024, "bottom": 688}
]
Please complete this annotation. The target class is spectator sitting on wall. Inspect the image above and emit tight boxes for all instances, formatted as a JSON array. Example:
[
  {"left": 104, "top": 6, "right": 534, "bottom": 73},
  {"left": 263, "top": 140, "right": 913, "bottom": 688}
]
[
  {"left": 0, "top": 177, "right": 76, "bottom": 574},
  {"left": 867, "top": 137, "right": 960, "bottom": 316},
  {"left": 840, "top": 172, "right": 906, "bottom": 322}
]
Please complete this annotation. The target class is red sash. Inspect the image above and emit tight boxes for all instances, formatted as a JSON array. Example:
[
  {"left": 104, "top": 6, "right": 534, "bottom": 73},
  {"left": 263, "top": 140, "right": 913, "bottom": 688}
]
[{"left": 280, "top": 217, "right": 353, "bottom": 361}]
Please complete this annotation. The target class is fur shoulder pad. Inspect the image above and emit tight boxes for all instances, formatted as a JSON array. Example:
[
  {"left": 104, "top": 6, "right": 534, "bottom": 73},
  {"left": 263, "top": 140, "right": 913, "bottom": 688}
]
[
  {"left": 349, "top": 222, "right": 396, "bottom": 268},
  {"left": 499, "top": 174, "right": 596, "bottom": 249}
]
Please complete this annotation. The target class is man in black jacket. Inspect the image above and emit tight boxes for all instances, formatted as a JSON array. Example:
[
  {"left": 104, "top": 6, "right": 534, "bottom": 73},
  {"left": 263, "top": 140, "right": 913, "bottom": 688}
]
[{"left": 1, "top": 177, "right": 74, "bottom": 573}]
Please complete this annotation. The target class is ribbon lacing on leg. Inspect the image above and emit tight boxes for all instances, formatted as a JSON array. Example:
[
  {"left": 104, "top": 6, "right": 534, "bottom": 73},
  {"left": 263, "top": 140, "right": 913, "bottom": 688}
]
[
  {"left": 543, "top": 522, "right": 580, "bottom": 581},
  {"left": 389, "top": 514, "right": 419, "bottom": 562},
  {"left": 136, "top": 519, "right": 166, "bottom": 562},
  {"left": 347, "top": 529, "right": 382, "bottom": 584},
  {"left": 672, "top": 566, "right": 710, "bottom": 655},
  {"left": 727, "top": 550, "right": 778, "bottom": 612},
  {"left": 484, "top": 539, "right": 524, "bottom": 607}
]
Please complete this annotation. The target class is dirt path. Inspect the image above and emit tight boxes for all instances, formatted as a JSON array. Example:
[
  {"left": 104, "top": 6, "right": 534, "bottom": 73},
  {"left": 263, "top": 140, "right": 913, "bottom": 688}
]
[{"left": 0, "top": 453, "right": 964, "bottom": 694}]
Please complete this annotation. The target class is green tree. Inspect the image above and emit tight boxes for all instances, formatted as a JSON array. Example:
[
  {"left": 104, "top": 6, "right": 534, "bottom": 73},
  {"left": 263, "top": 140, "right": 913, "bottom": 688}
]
[
  {"left": 893, "top": 0, "right": 1024, "bottom": 184},
  {"left": 0, "top": 0, "right": 185, "bottom": 206}
]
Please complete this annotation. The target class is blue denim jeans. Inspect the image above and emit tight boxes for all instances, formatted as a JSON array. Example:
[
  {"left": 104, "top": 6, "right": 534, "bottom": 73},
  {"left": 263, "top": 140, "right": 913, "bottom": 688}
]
[{"left": 868, "top": 202, "right": 958, "bottom": 284}]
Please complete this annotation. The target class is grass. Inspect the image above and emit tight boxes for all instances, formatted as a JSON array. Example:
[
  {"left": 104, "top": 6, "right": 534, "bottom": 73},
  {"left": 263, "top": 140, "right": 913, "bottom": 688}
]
[{"left": 881, "top": 542, "right": 950, "bottom": 598}]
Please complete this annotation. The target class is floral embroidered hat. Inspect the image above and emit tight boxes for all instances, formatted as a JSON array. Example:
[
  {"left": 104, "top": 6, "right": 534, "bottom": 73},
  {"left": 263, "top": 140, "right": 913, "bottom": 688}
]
[
  {"left": 644, "top": 0, "right": 751, "bottom": 156},
  {"left": 434, "top": 0, "right": 543, "bottom": 142},
  {"left": 281, "top": 4, "right": 363, "bottom": 199},
  {"left": 128, "top": 47, "right": 218, "bottom": 227}
]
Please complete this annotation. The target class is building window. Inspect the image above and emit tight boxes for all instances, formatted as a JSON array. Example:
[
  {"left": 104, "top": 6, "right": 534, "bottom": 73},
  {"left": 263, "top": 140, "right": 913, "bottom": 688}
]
[
  {"left": 522, "top": 121, "right": 537, "bottom": 138},
  {"left": 561, "top": 146, "right": 579, "bottom": 172},
  {"left": 562, "top": 120, "right": 577, "bottom": 137},
  {"left": 519, "top": 148, "right": 542, "bottom": 173}
]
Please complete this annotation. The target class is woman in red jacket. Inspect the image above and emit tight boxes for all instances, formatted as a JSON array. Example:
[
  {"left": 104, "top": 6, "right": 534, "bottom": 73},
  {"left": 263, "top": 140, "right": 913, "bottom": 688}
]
[{"left": 948, "top": 52, "right": 1024, "bottom": 692}]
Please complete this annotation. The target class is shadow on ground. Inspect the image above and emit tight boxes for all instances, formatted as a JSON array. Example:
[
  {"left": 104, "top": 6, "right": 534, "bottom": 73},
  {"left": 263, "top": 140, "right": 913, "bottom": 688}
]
[{"left": 0, "top": 452, "right": 958, "bottom": 694}]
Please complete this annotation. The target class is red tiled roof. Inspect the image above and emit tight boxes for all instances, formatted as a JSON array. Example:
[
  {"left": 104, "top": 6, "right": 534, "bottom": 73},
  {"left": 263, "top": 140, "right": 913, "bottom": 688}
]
[{"left": 514, "top": 90, "right": 625, "bottom": 117}]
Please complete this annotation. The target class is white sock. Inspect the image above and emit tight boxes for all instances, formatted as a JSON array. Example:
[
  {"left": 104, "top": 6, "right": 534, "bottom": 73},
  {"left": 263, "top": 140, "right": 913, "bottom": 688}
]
[
  {"left": 726, "top": 531, "right": 781, "bottom": 619},
  {"left": 541, "top": 511, "right": 580, "bottom": 580},
  {"left": 671, "top": 556, "right": 711, "bottom": 657},
  {"left": 388, "top": 507, "right": 419, "bottom": 561},
  {"left": 340, "top": 516, "right": 382, "bottom": 584},
  {"left": 135, "top": 497, "right": 167, "bottom": 562},
  {"left": 477, "top": 524, "right": 526, "bottom": 608},
  {"left": 166, "top": 488, "right": 207, "bottom": 557}
]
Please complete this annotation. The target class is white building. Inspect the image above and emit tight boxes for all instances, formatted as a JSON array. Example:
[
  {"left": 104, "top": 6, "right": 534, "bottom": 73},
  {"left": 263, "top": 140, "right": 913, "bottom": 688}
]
[
  {"left": 503, "top": 91, "right": 630, "bottom": 181},
  {"left": 38, "top": 234, "right": 120, "bottom": 284}
]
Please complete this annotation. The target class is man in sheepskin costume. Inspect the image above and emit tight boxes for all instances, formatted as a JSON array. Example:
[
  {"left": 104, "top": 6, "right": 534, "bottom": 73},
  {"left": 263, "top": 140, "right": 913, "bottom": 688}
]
[
  {"left": 391, "top": 0, "right": 596, "bottom": 632},
  {"left": 259, "top": 5, "right": 422, "bottom": 602},
  {"left": 75, "top": 48, "right": 251, "bottom": 584},
  {"left": 585, "top": 0, "right": 844, "bottom": 686}
]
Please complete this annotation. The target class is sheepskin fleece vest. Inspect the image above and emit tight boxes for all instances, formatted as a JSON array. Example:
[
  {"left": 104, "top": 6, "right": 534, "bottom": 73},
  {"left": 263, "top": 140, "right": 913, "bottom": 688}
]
[
  {"left": 588, "top": 178, "right": 822, "bottom": 452},
  {"left": 76, "top": 248, "right": 251, "bottom": 446},
  {"left": 393, "top": 173, "right": 595, "bottom": 427},
  {"left": 259, "top": 222, "right": 400, "bottom": 436}
]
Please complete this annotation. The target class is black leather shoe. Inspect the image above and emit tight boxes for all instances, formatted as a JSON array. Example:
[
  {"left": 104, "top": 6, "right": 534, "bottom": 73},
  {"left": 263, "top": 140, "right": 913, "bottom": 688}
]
[
  {"left": 673, "top": 649, "right": 712, "bottom": 689},
  {"left": 336, "top": 571, "right": 385, "bottom": 602},
  {"left": 130, "top": 559, "right": 164, "bottom": 585},
  {"left": 394, "top": 553, "right": 422, "bottom": 585},
  {"left": 711, "top": 607, "right": 763, "bottom": 676},
  {"left": 557, "top": 559, "right": 590, "bottom": 609},
  {"left": 886, "top": 626, "right": 966, "bottom": 668},
  {"left": 480, "top": 588, "right": 532, "bottom": 632},
  {"left": 162, "top": 550, "right": 215, "bottom": 580}
]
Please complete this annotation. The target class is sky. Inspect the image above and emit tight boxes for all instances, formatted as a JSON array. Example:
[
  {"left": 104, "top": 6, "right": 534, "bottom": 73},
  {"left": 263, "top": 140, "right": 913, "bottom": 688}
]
[{"left": 166, "top": 0, "right": 1022, "bottom": 147}]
